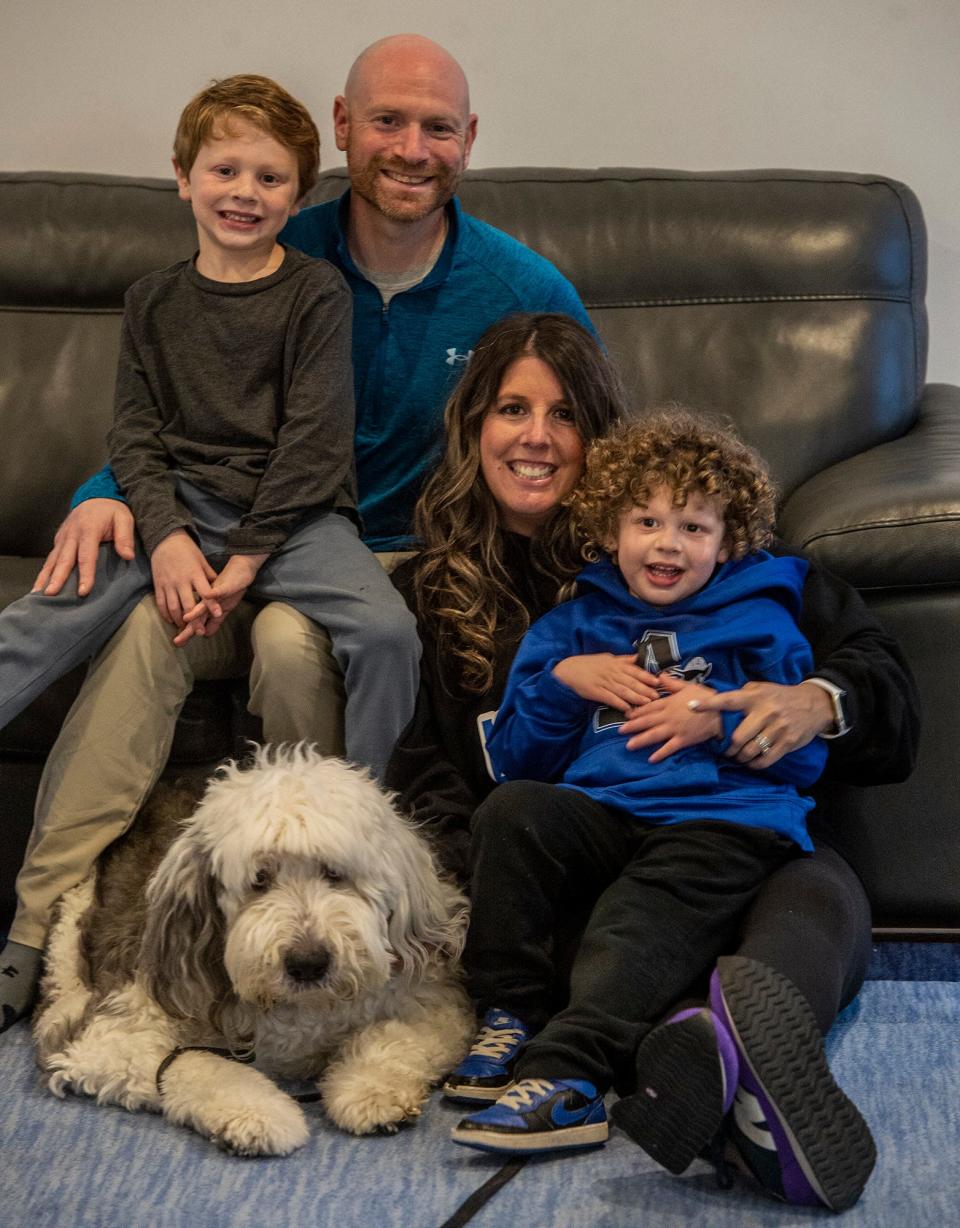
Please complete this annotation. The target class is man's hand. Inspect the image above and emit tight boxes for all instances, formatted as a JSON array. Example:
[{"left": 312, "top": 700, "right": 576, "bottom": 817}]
[
  {"left": 688, "top": 680, "right": 834, "bottom": 769},
  {"left": 174, "top": 552, "right": 267, "bottom": 646},
  {"left": 32, "top": 499, "right": 136, "bottom": 597},
  {"left": 552, "top": 653, "right": 660, "bottom": 709},
  {"left": 150, "top": 530, "right": 218, "bottom": 628},
  {"left": 621, "top": 675, "right": 722, "bottom": 761}
]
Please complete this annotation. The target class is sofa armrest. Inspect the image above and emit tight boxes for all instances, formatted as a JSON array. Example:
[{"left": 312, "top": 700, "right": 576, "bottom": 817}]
[{"left": 778, "top": 383, "right": 960, "bottom": 587}]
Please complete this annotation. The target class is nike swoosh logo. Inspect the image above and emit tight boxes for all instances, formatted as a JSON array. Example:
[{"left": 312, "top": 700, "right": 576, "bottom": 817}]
[{"left": 551, "top": 1097, "right": 595, "bottom": 1127}]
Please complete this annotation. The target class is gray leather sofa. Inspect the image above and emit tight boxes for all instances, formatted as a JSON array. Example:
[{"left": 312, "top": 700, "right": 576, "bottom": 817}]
[{"left": 1, "top": 167, "right": 957, "bottom": 936}]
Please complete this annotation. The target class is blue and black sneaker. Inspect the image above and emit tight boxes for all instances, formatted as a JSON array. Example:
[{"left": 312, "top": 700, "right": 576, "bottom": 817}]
[
  {"left": 451, "top": 1077, "right": 608, "bottom": 1153},
  {"left": 443, "top": 1008, "right": 529, "bottom": 1103}
]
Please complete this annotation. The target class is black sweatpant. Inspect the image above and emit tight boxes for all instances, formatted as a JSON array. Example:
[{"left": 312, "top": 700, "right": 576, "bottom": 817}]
[{"left": 465, "top": 779, "right": 798, "bottom": 1092}]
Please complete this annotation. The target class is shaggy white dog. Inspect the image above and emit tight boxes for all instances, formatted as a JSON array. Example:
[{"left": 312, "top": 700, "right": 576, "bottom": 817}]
[{"left": 34, "top": 746, "right": 474, "bottom": 1156}]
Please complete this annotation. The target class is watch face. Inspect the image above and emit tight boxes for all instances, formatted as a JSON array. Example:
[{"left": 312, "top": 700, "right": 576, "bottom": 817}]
[
  {"left": 826, "top": 684, "right": 849, "bottom": 734},
  {"left": 810, "top": 678, "right": 849, "bottom": 737}
]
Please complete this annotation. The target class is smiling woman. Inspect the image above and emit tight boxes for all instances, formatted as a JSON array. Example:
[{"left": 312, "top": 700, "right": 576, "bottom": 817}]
[
  {"left": 479, "top": 353, "right": 587, "bottom": 535},
  {"left": 399, "top": 312, "right": 621, "bottom": 692},
  {"left": 384, "top": 311, "right": 624, "bottom": 866}
]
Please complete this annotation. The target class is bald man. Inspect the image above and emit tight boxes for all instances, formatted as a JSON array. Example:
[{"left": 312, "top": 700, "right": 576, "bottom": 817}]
[
  {"left": 1, "top": 36, "right": 594, "bottom": 1031},
  {"left": 61, "top": 33, "right": 592, "bottom": 557}
]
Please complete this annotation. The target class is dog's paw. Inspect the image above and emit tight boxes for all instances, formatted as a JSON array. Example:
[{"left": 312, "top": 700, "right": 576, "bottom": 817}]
[
  {"left": 46, "top": 1065, "right": 80, "bottom": 1100},
  {"left": 33, "top": 989, "right": 93, "bottom": 1062},
  {"left": 208, "top": 1098, "right": 310, "bottom": 1157},
  {"left": 46, "top": 1057, "right": 159, "bottom": 1110},
  {"left": 160, "top": 1053, "right": 310, "bottom": 1156},
  {"left": 322, "top": 1070, "right": 428, "bottom": 1136},
  {"left": 44, "top": 1053, "right": 107, "bottom": 1102}
]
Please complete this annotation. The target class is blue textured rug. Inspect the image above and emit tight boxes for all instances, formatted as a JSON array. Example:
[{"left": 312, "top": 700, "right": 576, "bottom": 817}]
[
  {"left": 868, "top": 941, "right": 960, "bottom": 980},
  {"left": 2, "top": 979, "right": 958, "bottom": 1227}
]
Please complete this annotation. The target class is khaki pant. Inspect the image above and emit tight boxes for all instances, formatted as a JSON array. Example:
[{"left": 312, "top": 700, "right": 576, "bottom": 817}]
[{"left": 11, "top": 551, "right": 415, "bottom": 949}]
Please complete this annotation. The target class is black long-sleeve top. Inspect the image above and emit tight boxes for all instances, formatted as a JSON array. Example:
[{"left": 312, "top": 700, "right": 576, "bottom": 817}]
[{"left": 384, "top": 534, "right": 921, "bottom": 884}]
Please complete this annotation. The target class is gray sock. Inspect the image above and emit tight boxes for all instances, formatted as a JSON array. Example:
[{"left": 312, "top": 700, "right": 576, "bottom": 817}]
[{"left": 0, "top": 940, "right": 42, "bottom": 1032}]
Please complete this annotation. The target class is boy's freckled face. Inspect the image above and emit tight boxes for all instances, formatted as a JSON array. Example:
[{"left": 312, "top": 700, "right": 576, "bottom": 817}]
[
  {"left": 607, "top": 486, "right": 730, "bottom": 605},
  {"left": 174, "top": 117, "right": 301, "bottom": 266}
]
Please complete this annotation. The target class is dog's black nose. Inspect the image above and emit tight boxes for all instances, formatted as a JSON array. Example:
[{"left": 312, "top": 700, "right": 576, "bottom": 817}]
[{"left": 284, "top": 950, "right": 330, "bottom": 985}]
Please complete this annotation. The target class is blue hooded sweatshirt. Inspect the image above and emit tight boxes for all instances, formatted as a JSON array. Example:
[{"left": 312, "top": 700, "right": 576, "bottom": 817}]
[{"left": 487, "top": 552, "right": 826, "bottom": 849}]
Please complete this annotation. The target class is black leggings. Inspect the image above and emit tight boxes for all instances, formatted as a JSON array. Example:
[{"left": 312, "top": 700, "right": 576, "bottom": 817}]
[{"left": 736, "top": 841, "right": 872, "bottom": 1036}]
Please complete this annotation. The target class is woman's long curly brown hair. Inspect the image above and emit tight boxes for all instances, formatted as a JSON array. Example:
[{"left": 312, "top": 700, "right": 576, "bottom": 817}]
[
  {"left": 569, "top": 408, "right": 777, "bottom": 562},
  {"left": 412, "top": 313, "right": 626, "bottom": 693}
]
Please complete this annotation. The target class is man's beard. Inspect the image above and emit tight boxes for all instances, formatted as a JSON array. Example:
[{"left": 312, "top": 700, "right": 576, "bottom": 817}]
[{"left": 348, "top": 153, "right": 462, "bottom": 223}]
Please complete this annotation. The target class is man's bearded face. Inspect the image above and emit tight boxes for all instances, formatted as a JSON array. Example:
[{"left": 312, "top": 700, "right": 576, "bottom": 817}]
[{"left": 345, "top": 129, "right": 467, "bottom": 223}]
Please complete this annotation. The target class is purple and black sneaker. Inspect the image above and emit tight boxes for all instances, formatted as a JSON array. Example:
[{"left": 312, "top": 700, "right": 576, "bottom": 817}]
[
  {"left": 612, "top": 1003, "right": 739, "bottom": 1174},
  {"left": 711, "top": 955, "right": 876, "bottom": 1212}
]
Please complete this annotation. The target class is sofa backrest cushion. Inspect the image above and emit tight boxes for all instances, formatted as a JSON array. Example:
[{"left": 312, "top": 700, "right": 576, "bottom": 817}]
[
  {"left": 465, "top": 169, "right": 928, "bottom": 504},
  {"left": 1, "top": 167, "right": 927, "bottom": 556},
  {"left": 1, "top": 174, "right": 195, "bottom": 556}
]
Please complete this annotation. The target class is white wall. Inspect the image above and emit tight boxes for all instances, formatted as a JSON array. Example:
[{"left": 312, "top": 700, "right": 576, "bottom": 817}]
[{"left": 3, "top": 0, "right": 958, "bottom": 383}]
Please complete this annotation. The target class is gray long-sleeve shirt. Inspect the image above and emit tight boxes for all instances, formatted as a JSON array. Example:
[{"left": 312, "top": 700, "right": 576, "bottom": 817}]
[{"left": 107, "top": 247, "right": 357, "bottom": 556}]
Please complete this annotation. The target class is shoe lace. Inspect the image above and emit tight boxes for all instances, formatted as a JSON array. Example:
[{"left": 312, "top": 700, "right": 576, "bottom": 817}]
[
  {"left": 497, "top": 1078, "right": 557, "bottom": 1108},
  {"left": 469, "top": 1022, "right": 526, "bottom": 1060},
  {"left": 705, "top": 1131, "right": 736, "bottom": 1192}
]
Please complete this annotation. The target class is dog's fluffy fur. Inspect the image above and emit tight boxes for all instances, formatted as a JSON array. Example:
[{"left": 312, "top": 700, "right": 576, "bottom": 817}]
[{"left": 34, "top": 746, "right": 474, "bottom": 1156}]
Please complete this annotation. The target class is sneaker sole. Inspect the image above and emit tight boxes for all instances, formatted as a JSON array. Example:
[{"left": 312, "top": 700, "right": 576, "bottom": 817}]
[
  {"left": 442, "top": 1079, "right": 516, "bottom": 1104},
  {"left": 716, "top": 955, "right": 876, "bottom": 1212},
  {"left": 451, "top": 1119, "right": 609, "bottom": 1153},
  {"left": 612, "top": 1010, "right": 726, "bottom": 1174}
]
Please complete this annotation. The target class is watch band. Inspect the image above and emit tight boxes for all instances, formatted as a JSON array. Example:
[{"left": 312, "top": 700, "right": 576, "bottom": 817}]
[{"left": 804, "top": 676, "right": 850, "bottom": 739}]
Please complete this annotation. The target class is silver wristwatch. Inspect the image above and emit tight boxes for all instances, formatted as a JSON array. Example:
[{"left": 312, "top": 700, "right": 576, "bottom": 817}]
[{"left": 804, "top": 677, "right": 850, "bottom": 739}]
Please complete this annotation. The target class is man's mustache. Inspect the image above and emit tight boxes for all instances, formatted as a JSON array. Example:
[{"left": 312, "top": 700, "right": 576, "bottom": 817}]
[{"left": 376, "top": 157, "right": 448, "bottom": 177}]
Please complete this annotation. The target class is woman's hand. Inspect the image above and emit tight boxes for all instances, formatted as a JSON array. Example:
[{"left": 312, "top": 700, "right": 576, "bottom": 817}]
[
  {"left": 689, "top": 680, "right": 834, "bottom": 768},
  {"left": 620, "top": 674, "right": 722, "bottom": 761},
  {"left": 552, "top": 653, "right": 660, "bottom": 709}
]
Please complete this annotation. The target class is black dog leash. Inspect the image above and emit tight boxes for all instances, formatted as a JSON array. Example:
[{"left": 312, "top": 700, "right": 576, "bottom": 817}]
[
  {"left": 155, "top": 1045, "right": 253, "bottom": 1093},
  {"left": 438, "top": 1158, "right": 528, "bottom": 1228},
  {"left": 155, "top": 1045, "right": 323, "bottom": 1102},
  {"left": 156, "top": 1047, "right": 524, "bottom": 1224}
]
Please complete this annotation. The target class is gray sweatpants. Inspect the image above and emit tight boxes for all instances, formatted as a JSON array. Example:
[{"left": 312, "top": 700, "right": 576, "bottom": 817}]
[{"left": 0, "top": 478, "right": 420, "bottom": 778}]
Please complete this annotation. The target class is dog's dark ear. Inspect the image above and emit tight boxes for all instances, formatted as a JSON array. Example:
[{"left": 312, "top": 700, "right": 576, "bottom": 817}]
[
  {"left": 139, "top": 832, "right": 231, "bottom": 1030},
  {"left": 386, "top": 820, "right": 469, "bottom": 979}
]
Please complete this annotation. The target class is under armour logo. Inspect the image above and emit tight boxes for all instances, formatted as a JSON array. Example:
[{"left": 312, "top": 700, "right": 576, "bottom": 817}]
[
  {"left": 445, "top": 347, "right": 473, "bottom": 366},
  {"left": 1, "top": 965, "right": 18, "bottom": 978}
]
